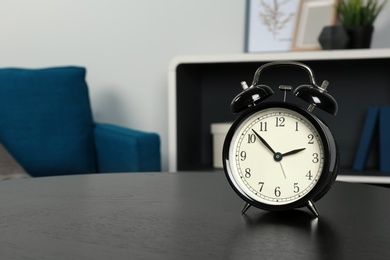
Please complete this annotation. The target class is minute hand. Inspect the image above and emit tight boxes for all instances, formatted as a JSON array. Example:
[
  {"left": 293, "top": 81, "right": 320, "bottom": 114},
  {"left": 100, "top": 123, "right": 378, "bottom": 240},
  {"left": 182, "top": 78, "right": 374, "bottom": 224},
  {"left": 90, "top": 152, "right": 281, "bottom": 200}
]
[
  {"left": 251, "top": 129, "right": 276, "bottom": 155},
  {"left": 282, "top": 148, "right": 306, "bottom": 157}
]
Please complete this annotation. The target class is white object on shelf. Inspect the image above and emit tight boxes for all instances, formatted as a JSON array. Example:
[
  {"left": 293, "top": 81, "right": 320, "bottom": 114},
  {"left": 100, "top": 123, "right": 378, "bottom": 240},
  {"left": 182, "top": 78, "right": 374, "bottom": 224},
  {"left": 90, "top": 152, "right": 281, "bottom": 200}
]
[{"left": 211, "top": 123, "right": 232, "bottom": 168}]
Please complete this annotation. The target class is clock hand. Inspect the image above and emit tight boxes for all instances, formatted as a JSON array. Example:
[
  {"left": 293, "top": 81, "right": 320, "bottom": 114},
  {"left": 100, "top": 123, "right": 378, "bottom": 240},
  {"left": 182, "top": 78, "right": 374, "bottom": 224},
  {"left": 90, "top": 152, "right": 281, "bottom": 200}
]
[
  {"left": 251, "top": 129, "right": 276, "bottom": 155},
  {"left": 282, "top": 148, "right": 306, "bottom": 157},
  {"left": 277, "top": 148, "right": 305, "bottom": 179},
  {"left": 278, "top": 162, "right": 287, "bottom": 179},
  {"left": 251, "top": 129, "right": 287, "bottom": 178}
]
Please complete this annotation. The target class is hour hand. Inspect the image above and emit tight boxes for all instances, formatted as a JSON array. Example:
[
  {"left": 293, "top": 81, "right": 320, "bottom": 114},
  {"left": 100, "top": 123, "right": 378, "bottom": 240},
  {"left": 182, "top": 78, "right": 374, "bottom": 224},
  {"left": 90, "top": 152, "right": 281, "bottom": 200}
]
[
  {"left": 282, "top": 148, "right": 306, "bottom": 157},
  {"left": 251, "top": 129, "right": 276, "bottom": 155}
]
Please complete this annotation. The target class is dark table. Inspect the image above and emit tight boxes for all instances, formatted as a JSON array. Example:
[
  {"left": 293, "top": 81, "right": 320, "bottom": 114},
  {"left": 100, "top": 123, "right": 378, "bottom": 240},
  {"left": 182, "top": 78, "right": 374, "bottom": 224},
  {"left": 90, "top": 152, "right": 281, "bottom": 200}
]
[{"left": 1, "top": 171, "right": 389, "bottom": 259}]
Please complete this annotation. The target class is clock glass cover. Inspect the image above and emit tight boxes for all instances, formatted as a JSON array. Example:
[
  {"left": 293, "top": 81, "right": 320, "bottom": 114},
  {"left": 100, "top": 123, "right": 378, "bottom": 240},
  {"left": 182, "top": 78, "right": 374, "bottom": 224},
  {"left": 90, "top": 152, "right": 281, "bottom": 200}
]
[{"left": 225, "top": 104, "right": 328, "bottom": 208}]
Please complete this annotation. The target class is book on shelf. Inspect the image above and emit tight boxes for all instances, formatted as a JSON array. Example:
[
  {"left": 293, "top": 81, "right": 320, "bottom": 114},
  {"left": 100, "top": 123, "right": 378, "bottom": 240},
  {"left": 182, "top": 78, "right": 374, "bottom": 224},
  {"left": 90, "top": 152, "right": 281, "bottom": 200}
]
[
  {"left": 353, "top": 106, "right": 379, "bottom": 172},
  {"left": 379, "top": 106, "right": 390, "bottom": 172}
]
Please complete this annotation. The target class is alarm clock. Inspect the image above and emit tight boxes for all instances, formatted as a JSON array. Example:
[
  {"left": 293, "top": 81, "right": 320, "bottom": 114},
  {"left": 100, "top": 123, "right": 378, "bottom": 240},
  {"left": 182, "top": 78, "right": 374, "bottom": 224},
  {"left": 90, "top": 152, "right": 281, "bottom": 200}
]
[{"left": 222, "top": 61, "right": 339, "bottom": 217}]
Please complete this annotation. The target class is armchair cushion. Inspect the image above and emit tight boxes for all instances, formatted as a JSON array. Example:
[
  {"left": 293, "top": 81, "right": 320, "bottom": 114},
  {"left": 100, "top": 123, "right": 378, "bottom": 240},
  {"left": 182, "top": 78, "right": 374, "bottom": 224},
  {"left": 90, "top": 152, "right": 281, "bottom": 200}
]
[
  {"left": 0, "top": 67, "right": 97, "bottom": 177},
  {"left": 94, "top": 123, "right": 161, "bottom": 172}
]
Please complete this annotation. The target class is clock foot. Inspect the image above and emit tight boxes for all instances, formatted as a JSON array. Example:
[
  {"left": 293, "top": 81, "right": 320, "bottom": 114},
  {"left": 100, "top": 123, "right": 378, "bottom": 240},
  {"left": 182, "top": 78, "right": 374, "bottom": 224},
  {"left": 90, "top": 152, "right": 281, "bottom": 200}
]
[
  {"left": 241, "top": 202, "right": 251, "bottom": 214},
  {"left": 307, "top": 200, "right": 319, "bottom": 218}
]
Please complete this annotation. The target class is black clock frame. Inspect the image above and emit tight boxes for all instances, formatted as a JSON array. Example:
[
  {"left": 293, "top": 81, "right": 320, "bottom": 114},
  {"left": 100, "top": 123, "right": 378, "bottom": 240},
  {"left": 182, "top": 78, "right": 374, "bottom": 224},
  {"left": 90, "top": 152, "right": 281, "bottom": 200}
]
[{"left": 223, "top": 101, "right": 339, "bottom": 213}]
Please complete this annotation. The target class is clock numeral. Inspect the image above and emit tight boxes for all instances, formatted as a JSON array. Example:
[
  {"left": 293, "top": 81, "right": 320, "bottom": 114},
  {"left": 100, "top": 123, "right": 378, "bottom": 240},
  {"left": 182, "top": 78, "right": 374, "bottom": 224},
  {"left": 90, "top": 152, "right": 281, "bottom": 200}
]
[
  {"left": 312, "top": 153, "right": 319, "bottom": 163},
  {"left": 306, "top": 170, "right": 313, "bottom": 180},
  {"left": 293, "top": 183, "right": 300, "bottom": 193},
  {"left": 244, "top": 168, "right": 251, "bottom": 178},
  {"left": 247, "top": 134, "right": 256, "bottom": 143},
  {"left": 295, "top": 122, "right": 299, "bottom": 131},
  {"left": 275, "top": 117, "right": 285, "bottom": 127},
  {"left": 308, "top": 134, "right": 314, "bottom": 144},
  {"left": 240, "top": 151, "right": 247, "bottom": 161},
  {"left": 258, "top": 182, "right": 264, "bottom": 192},
  {"left": 274, "top": 186, "right": 281, "bottom": 197},
  {"left": 260, "top": 122, "right": 268, "bottom": 131}
]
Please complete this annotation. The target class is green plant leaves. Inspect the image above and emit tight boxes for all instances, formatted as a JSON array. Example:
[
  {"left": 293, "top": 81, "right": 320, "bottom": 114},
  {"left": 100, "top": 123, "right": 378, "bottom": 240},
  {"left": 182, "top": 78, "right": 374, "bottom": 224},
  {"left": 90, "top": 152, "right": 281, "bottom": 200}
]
[{"left": 336, "top": 0, "right": 387, "bottom": 27}]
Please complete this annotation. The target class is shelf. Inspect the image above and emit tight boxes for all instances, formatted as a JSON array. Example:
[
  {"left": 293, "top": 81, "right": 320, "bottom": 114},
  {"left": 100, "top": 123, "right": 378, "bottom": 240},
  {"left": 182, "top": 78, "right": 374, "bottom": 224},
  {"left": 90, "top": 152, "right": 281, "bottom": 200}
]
[
  {"left": 169, "top": 48, "right": 390, "bottom": 69},
  {"left": 168, "top": 49, "right": 390, "bottom": 183},
  {"left": 337, "top": 175, "right": 390, "bottom": 184},
  {"left": 337, "top": 168, "right": 390, "bottom": 184}
]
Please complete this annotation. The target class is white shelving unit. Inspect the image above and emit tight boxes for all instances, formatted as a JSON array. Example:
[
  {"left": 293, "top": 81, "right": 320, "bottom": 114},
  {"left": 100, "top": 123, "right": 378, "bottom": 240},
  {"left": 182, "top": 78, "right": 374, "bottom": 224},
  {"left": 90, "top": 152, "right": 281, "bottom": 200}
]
[{"left": 168, "top": 48, "right": 390, "bottom": 184}]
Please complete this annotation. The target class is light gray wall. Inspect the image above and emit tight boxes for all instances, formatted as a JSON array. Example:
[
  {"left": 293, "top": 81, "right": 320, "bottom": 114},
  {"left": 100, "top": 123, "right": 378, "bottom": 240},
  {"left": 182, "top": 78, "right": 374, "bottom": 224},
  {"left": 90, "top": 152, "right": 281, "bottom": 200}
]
[{"left": 1, "top": 0, "right": 389, "bottom": 171}]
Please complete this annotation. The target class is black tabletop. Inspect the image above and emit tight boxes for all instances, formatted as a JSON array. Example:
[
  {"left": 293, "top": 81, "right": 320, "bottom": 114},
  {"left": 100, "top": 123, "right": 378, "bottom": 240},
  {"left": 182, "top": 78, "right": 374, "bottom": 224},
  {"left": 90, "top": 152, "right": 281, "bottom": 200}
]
[{"left": 0, "top": 171, "right": 389, "bottom": 259}]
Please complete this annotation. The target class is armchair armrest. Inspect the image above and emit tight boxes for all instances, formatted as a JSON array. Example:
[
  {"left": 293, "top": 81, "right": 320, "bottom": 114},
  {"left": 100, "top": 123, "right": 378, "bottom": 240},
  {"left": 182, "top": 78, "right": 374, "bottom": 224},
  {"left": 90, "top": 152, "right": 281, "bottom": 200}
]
[{"left": 93, "top": 123, "right": 161, "bottom": 173}]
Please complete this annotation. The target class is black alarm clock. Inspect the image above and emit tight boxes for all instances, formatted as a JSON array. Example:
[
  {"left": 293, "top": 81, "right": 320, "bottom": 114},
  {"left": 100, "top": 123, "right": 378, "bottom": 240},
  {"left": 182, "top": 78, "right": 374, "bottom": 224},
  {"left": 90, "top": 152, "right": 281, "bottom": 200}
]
[{"left": 222, "top": 61, "right": 339, "bottom": 217}]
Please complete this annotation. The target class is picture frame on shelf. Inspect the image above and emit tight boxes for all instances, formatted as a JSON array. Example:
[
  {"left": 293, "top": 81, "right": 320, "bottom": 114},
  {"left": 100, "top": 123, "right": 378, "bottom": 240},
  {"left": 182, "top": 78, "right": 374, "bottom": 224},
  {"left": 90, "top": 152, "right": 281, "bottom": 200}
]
[
  {"left": 292, "top": 0, "right": 338, "bottom": 51},
  {"left": 245, "top": 0, "right": 300, "bottom": 53}
]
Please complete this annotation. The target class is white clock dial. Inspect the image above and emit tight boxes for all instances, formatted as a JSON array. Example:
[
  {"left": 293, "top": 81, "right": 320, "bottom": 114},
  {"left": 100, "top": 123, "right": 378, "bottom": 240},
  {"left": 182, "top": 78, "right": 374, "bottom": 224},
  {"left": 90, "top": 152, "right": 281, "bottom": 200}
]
[{"left": 227, "top": 107, "right": 325, "bottom": 206}]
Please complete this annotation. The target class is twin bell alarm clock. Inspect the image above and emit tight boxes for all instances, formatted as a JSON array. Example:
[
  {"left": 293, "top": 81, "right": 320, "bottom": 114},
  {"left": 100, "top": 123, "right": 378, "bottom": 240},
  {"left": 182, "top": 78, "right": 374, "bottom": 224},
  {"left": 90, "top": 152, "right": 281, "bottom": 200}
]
[{"left": 222, "top": 61, "right": 339, "bottom": 217}]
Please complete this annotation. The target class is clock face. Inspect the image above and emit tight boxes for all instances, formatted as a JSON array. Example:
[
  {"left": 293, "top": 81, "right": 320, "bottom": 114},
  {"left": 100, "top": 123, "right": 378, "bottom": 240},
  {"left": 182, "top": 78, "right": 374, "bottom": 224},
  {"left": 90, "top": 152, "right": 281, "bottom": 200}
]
[{"left": 224, "top": 104, "right": 330, "bottom": 210}]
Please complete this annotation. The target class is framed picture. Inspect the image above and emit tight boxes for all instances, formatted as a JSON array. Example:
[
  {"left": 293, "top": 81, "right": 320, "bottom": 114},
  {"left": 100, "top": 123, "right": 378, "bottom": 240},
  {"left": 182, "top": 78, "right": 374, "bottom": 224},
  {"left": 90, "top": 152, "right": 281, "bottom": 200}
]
[
  {"left": 292, "top": 0, "right": 338, "bottom": 50},
  {"left": 245, "top": 0, "right": 301, "bottom": 52}
]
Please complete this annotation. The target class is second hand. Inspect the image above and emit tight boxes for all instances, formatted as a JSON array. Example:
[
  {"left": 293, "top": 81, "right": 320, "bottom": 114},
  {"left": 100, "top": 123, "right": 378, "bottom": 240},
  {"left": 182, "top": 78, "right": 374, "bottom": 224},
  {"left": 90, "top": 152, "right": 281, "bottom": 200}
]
[{"left": 278, "top": 162, "right": 287, "bottom": 179}]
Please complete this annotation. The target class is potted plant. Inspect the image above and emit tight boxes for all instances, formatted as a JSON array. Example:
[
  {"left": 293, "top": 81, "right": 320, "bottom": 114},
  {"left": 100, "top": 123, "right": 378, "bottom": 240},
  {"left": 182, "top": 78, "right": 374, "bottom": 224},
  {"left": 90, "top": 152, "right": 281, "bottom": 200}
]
[{"left": 336, "top": 0, "right": 387, "bottom": 48}]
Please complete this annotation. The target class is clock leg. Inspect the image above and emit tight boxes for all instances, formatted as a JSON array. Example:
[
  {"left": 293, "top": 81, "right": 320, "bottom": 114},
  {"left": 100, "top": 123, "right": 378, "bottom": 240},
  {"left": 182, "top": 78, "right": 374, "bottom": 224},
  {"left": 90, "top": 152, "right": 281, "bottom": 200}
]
[
  {"left": 307, "top": 200, "right": 319, "bottom": 218},
  {"left": 241, "top": 202, "right": 251, "bottom": 214}
]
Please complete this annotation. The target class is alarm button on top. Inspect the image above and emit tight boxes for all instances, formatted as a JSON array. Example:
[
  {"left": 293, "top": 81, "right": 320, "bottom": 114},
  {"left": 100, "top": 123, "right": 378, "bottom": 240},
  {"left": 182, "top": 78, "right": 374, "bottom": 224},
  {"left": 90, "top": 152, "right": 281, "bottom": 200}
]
[{"left": 230, "top": 83, "right": 273, "bottom": 113}]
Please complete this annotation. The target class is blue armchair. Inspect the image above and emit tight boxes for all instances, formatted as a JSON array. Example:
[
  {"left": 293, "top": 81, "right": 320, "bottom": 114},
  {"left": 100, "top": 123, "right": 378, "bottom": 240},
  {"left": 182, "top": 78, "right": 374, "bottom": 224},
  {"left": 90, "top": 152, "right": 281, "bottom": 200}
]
[{"left": 0, "top": 66, "right": 161, "bottom": 177}]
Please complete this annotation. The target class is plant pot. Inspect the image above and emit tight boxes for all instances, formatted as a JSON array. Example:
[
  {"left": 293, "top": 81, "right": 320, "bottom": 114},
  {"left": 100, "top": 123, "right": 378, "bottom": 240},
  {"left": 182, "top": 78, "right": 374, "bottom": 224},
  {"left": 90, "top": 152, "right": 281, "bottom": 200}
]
[
  {"left": 318, "top": 25, "right": 350, "bottom": 50},
  {"left": 345, "top": 26, "right": 374, "bottom": 49}
]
